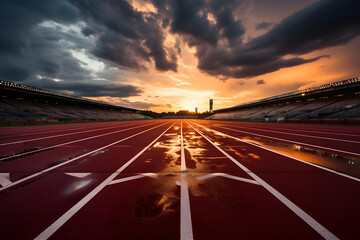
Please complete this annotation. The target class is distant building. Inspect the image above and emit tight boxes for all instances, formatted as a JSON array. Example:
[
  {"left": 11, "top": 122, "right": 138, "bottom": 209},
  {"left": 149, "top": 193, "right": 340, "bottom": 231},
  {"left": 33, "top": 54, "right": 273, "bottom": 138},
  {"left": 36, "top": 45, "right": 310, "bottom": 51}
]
[
  {"left": 209, "top": 99, "right": 213, "bottom": 112},
  {"left": 195, "top": 107, "right": 198, "bottom": 114}
]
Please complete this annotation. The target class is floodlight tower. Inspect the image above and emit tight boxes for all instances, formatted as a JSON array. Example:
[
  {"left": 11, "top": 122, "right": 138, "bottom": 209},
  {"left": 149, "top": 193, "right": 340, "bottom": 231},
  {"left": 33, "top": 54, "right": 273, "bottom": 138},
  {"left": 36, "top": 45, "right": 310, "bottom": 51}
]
[{"left": 209, "top": 99, "right": 213, "bottom": 112}]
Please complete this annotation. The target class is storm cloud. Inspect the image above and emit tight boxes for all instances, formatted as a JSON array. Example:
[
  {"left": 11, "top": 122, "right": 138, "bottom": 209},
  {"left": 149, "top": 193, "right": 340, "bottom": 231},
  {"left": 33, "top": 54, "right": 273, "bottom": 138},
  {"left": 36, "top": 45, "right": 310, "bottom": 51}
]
[
  {"left": 71, "top": 0, "right": 178, "bottom": 72},
  {"left": 28, "top": 77, "right": 143, "bottom": 98},
  {"left": 0, "top": 0, "right": 145, "bottom": 99},
  {"left": 183, "top": 0, "right": 360, "bottom": 78},
  {"left": 0, "top": 0, "right": 360, "bottom": 92},
  {"left": 255, "top": 22, "right": 273, "bottom": 31}
]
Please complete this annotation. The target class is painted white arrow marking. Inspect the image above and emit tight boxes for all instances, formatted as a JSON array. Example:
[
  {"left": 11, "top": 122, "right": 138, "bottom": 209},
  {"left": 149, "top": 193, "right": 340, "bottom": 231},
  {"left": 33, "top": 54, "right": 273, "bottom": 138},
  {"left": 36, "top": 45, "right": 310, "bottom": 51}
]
[
  {"left": 0, "top": 173, "right": 12, "bottom": 187},
  {"left": 107, "top": 173, "right": 157, "bottom": 186},
  {"left": 197, "top": 172, "right": 261, "bottom": 185},
  {"left": 65, "top": 173, "right": 92, "bottom": 178}
]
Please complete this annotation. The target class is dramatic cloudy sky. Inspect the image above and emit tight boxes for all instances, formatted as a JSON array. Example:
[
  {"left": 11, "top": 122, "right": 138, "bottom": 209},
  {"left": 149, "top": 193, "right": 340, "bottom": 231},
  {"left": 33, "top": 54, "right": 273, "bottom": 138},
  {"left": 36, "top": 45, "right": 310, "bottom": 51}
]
[{"left": 0, "top": 0, "right": 359, "bottom": 112}]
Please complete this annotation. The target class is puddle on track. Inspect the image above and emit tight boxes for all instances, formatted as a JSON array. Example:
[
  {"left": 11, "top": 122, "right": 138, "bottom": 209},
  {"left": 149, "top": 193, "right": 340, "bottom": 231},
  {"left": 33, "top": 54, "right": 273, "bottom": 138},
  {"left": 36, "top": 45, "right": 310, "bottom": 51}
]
[
  {"left": 201, "top": 128, "right": 360, "bottom": 178},
  {"left": 134, "top": 125, "right": 231, "bottom": 215}
]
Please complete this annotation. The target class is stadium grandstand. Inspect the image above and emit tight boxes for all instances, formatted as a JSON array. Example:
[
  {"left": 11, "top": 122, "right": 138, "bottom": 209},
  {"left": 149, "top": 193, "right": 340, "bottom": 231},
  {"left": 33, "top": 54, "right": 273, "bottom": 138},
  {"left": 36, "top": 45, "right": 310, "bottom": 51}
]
[
  {"left": 0, "top": 80, "right": 149, "bottom": 121},
  {"left": 208, "top": 77, "right": 360, "bottom": 124}
]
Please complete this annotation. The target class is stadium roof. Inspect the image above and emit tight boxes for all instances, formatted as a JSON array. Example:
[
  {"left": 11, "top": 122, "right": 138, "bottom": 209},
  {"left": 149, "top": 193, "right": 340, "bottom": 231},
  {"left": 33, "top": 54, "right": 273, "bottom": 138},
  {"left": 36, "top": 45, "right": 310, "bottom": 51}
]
[
  {"left": 215, "top": 77, "right": 360, "bottom": 113},
  {"left": 0, "top": 80, "right": 139, "bottom": 112}
]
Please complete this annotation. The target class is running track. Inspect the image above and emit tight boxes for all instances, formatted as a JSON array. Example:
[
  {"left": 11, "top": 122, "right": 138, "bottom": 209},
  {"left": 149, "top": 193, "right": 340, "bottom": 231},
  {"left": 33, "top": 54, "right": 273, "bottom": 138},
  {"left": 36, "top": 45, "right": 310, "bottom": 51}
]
[{"left": 0, "top": 119, "right": 359, "bottom": 239}]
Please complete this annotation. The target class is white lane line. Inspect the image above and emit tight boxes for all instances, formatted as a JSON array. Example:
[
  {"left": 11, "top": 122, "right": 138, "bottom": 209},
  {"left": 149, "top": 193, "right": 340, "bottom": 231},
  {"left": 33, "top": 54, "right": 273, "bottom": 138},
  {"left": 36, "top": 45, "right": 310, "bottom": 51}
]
[
  {"left": 107, "top": 173, "right": 157, "bottom": 186},
  {"left": 190, "top": 121, "right": 360, "bottom": 182},
  {"left": 0, "top": 122, "right": 170, "bottom": 192},
  {"left": 0, "top": 122, "right": 157, "bottom": 162},
  {"left": 0, "top": 173, "right": 11, "bottom": 187},
  {"left": 218, "top": 125, "right": 360, "bottom": 157},
  {"left": 0, "top": 122, "right": 139, "bottom": 147},
  {"left": 187, "top": 121, "right": 339, "bottom": 240},
  {"left": 207, "top": 119, "right": 360, "bottom": 137},
  {"left": 0, "top": 123, "right": 120, "bottom": 138},
  {"left": 181, "top": 120, "right": 186, "bottom": 173},
  {"left": 225, "top": 124, "right": 360, "bottom": 137},
  {"left": 65, "top": 173, "right": 92, "bottom": 178},
  {"left": 221, "top": 125, "right": 359, "bottom": 143},
  {"left": 34, "top": 121, "right": 177, "bottom": 240},
  {"left": 197, "top": 173, "right": 260, "bottom": 185},
  {"left": 180, "top": 120, "right": 194, "bottom": 240}
]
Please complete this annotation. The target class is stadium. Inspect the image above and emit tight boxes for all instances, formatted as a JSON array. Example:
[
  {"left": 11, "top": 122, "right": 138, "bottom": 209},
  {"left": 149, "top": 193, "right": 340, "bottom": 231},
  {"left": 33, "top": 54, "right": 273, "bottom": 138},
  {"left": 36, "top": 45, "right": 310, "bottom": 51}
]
[
  {"left": 1, "top": 77, "right": 360, "bottom": 124},
  {"left": 0, "top": 80, "right": 148, "bottom": 123},
  {"left": 209, "top": 77, "right": 360, "bottom": 124},
  {"left": 1, "top": 1, "right": 359, "bottom": 240}
]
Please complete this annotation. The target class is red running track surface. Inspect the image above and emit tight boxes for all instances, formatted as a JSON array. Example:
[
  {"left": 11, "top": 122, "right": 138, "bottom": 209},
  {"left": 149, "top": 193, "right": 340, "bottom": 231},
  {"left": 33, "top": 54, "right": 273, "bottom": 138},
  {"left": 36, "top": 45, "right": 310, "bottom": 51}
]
[{"left": 0, "top": 119, "right": 359, "bottom": 240}]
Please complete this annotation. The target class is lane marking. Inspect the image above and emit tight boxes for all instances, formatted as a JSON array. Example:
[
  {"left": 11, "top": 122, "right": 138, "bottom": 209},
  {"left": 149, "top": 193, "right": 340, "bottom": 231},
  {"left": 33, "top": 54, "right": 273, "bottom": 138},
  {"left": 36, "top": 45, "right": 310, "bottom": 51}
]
[
  {"left": 0, "top": 122, "right": 170, "bottom": 192},
  {"left": 107, "top": 173, "right": 157, "bottom": 186},
  {"left": 0, "top": 123, "right": 123, "bottom": 138},
  {"left": 220, "top": 125, "right": 359, "bottom": 143},
  {"left": 0, "top": 122, "right": 157, "bottom": 162},
  {"left": 181, "top": 120, "right": 186, "bottom": 173},
  {"left": 180, "top": 120, "right": 194, "bottom": 240},
  {"left": 190, "top": 121, "right": 360, "bottom": 182},
  {"left": 0, "top": 122, "right": 140, "bottom": 147},
  {"left": 220, "top": 123, "right": 360, "bottom": 137},
  {"left": 197, "top": 172, "right": 260, "bottom": 185},
  {"left": 0, "top": 173, "right": 11, "bottom": 187},
  {"left": 34, "top": 120, "right": 177, "bottom": 240},
  {"left": 187, "top": 121, "right": 339, "bottom": 240},
  {"left": 206, "top": 120, "right": 359, "bottom": 135},
  {"left": 218, "top": 125, "right": 360, "bottom": 157},
  {"left": 65, "top": 173, "right": 92, "bottom": 178}
]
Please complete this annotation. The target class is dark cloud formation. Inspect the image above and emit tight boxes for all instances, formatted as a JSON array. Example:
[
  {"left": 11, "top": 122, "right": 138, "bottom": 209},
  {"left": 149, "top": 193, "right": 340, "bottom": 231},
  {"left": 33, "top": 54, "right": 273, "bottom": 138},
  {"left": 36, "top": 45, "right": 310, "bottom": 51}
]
[
  {"left": 71, "top": 0, "right": 178, "bottom": 72},
  {"left": 175, "top": 0, "right": 360, "bottom": 79},
  {"left": 0, "top": 0, "right": 360, "bottom": 98},
  {"left": 0, "top": 0, "right": 80, "bottom": 81},
  {"left": 0, "top": 0, "right": 78, "bottom": 56},
  {"left": 161, "top": 0, "right": 245, "bottom": 45},
  {"left": 257, "top": 79, "right": 266, "bottom": 85},
  {"left": 255, "top": 22, "right": 273, "bottom": 30},
  {"left": 0, "top": 0, "right": 144, "bottom": 99},
  {"left": 28, "top": 77, "right": 143, "bottom": 97},
  {"left": 248, "top": 0, "right": 360, "bottom": 56}
]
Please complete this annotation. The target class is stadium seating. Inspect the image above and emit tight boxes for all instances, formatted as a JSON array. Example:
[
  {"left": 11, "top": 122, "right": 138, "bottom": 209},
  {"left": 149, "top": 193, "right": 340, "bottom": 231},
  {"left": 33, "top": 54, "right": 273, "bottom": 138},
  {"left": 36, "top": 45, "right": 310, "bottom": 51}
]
[
  {"left": 209, "top": 95, "right": 360, "bottom": 121},
  {"left": 0, "top": 97, "right": 148, "bottom": 121}
]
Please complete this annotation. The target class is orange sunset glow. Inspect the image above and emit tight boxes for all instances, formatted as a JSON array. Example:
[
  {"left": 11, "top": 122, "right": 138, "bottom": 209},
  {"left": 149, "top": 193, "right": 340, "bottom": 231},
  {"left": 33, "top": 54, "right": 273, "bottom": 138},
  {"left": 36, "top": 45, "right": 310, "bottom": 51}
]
[{"left": 0, "top": 0, "right": 359, "bottom": 113}]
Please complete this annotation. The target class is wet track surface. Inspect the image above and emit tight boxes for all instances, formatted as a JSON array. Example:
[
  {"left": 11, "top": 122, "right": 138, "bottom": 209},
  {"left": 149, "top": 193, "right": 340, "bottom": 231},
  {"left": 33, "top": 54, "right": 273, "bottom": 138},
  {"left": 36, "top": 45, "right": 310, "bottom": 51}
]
[{"left": 0, "top": 119, "right": 359, "bottom": 239}]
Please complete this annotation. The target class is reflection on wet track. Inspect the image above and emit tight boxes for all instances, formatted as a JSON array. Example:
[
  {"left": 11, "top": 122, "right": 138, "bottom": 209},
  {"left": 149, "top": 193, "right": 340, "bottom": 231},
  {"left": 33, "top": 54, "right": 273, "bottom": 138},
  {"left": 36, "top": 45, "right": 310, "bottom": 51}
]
[
  {"left": 0, "top": 119, "right": 359, "bottom": 240},
  {"left": 194, "top": 122, "right": 360, "bottom": 178}
]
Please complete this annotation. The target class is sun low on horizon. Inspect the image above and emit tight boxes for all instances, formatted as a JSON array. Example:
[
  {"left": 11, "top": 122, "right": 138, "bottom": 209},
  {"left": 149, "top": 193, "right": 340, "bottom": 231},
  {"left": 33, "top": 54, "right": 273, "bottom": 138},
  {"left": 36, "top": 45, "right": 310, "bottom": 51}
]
[{"left": 0, "top": 0, "right": 359, "bottom": 113}]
